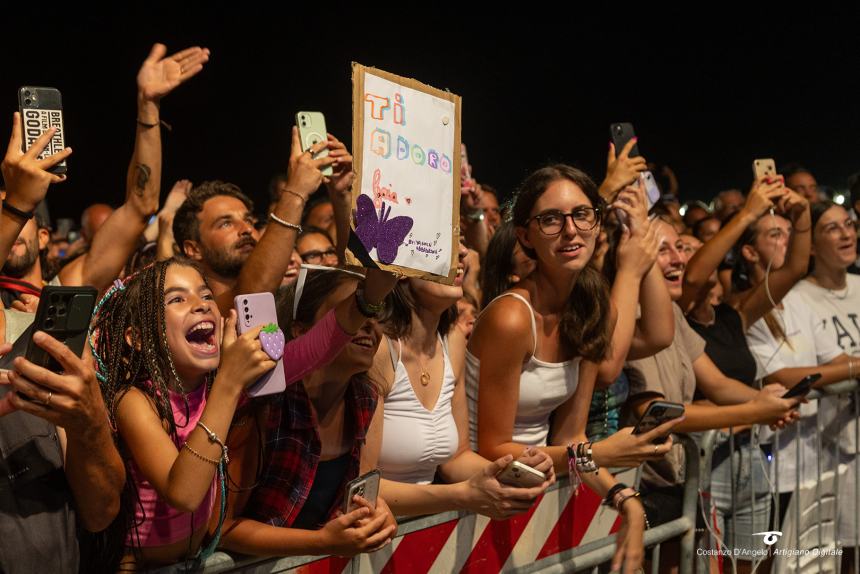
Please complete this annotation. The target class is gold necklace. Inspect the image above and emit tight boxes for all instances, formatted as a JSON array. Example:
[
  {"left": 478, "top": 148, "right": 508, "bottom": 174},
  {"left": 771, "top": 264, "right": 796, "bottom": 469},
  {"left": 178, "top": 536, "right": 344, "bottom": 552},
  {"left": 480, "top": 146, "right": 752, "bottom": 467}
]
[{"left": 417, "top": 354, "right": 432, "bottom": 386}]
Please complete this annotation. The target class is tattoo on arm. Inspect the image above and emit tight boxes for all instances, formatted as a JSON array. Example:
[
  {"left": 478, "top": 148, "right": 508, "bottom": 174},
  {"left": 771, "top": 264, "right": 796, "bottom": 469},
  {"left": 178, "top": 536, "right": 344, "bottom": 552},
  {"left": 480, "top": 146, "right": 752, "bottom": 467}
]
[{"left": 134, "top": 164, "right": 151, "bottom": 196}]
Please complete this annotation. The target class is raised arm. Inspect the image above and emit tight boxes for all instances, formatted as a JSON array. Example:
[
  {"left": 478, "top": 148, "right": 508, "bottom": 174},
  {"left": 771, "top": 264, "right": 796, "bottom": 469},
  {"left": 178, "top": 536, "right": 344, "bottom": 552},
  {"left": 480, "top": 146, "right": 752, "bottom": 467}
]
[
  {"left": 736, "top": 189, "right": 811, "bottom": 329},
  {"left": 61, "top": 44, "right": 210, "bottom": 291},
  {"left": 227, "top": 127, "right": 335, "bottom": 312},
  {"left": 115, "top": 316, "right": 273, "bottom": 513},
  {"left": 679, "top": 177, "right": 784, "bottom": 311},
  {"left": 156, "top": 179, "right": 192, "bottom": 261},
  {"left": 599, "top": 183, "right": 672, "bottom": 385},
  {"left": 0, "top": 114, "right": 71, "bottom": 267}
]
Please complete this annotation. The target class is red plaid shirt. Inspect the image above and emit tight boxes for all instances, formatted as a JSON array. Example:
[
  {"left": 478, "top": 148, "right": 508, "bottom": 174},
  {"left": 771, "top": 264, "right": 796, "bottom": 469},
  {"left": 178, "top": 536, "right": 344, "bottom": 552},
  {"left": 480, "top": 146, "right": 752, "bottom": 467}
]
[{"left": 243, "top": 376, "right": 377, "bottom": 528}]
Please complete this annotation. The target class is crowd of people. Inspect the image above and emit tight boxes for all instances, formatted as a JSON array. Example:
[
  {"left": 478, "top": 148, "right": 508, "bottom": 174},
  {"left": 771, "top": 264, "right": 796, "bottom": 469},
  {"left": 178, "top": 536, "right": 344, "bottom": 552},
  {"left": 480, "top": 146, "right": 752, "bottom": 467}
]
[{"left": 2, "top": 43, "right": 860, "bottom": 574}]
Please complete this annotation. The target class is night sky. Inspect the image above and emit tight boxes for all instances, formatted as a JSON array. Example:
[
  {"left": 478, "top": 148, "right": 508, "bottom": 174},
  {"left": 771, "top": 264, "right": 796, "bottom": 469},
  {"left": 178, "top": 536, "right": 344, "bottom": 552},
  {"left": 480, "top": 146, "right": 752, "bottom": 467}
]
[{"left": 2, "top": 6, "right": 859, "bottom": 224}]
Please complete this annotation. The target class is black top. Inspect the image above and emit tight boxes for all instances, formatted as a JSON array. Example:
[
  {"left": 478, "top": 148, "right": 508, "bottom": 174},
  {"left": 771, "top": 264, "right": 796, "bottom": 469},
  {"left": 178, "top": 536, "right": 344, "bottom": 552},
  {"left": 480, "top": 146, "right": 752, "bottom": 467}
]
[
  {"left": 687, "top": 304, "right": 758, "bottom": 393},
  {"left": 292, "top": 452, "right": 351, "bottom": 529}
]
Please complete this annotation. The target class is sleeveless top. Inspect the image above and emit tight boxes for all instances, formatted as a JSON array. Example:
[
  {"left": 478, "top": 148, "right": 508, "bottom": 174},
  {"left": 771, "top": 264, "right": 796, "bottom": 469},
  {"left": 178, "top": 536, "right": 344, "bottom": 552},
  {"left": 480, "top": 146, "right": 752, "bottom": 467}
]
[
  {"left": 126, "top": 382, "right": 215, "bottom": 547},
  {"left": 378, "top": 335, "right": 459, "bottom": 484},
  {"left": 466, "top": 292, "right": 581, "bottom": 449}
]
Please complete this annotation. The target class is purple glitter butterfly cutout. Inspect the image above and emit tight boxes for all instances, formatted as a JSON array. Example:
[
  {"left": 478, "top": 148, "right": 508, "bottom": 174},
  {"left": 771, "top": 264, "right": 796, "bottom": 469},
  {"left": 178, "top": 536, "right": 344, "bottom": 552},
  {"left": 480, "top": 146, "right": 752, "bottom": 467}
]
[{"left": 354, "top": 194, "right": 414, "bottom": 265}]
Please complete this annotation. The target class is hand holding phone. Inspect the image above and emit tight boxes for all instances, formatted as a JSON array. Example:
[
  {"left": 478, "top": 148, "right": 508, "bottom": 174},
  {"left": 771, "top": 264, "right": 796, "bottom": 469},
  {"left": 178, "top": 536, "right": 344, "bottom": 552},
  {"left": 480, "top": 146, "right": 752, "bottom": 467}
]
[
  {"left": 234, "top": 293, "right": 286, "bottom": 397},
  {"left": 496, "top": 460, "right": 547, "bottom": 488},
  {"left": 296, "top": 111, "right": 333, "bottom": 177},
  {"left": 18, "top": 87, "right": 67, "bottom": 175},
  {"left": 782, "top": 373, "right": 822, "bottom": 399},
  {"left": 342, "top": 469, "right": 381, "bottom": 514},
  {"left": 633, "top": 400, "right": 686, "bottom": 444}
]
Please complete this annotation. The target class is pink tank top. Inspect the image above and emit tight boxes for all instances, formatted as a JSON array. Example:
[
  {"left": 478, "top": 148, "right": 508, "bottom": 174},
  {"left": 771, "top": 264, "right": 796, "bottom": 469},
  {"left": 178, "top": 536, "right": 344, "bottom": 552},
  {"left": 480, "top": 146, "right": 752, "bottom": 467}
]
[{"left": 126, "top": 382, "right": 215, "bottom": 548}]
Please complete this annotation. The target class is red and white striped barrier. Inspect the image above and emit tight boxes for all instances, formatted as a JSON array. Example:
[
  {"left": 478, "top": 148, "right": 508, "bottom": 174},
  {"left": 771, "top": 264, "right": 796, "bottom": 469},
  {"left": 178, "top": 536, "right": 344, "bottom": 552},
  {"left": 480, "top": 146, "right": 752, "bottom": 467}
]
[{"left": 263, "top": 470, "right": 637, "bottom": 574}]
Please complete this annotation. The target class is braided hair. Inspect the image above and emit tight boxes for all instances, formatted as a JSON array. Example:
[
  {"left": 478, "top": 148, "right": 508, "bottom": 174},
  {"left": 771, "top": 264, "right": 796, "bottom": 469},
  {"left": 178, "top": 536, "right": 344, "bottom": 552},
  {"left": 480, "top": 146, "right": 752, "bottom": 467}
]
[{"left": 90, "top": 257, "right": 204, "bottom": 436}]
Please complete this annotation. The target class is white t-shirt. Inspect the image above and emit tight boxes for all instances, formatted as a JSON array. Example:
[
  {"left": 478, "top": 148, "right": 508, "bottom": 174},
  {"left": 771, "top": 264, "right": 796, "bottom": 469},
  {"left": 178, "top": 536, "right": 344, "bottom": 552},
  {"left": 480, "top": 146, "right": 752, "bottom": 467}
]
[
  {"left": 794, "top": 276, "right": 860, "bottom": 454},
  {"left": 745, "top": 288, "right": 845, "bottom": 491}
]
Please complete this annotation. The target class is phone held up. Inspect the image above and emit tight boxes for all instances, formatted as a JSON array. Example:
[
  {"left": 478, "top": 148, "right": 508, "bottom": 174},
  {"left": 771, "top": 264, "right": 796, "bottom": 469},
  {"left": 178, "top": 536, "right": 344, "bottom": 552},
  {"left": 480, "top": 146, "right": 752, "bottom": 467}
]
[
  {"left": 296, "top": 111, "right": 333, "bottom": 177},
  {"left": 18, "top": 86, "right": 67, "bottom": 174},
  {"left": 233, "top": 293, "right": 287, "bottom": 398},
  {"left": 497, "top": 460, "right": 547, "bottom": 488}
]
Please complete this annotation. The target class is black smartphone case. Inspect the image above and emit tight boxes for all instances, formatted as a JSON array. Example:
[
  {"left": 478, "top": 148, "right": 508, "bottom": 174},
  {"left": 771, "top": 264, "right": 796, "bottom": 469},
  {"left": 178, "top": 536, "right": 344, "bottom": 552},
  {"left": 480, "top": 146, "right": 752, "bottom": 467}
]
[
  {"left": 25, "top": 286, "right": 97, "bottom": 373},
  {"left": 610, "top": 122, "right": 640, "bottom": 158},
  {"left": 18, "top": 86, "right": 66, "bottom": 174}
]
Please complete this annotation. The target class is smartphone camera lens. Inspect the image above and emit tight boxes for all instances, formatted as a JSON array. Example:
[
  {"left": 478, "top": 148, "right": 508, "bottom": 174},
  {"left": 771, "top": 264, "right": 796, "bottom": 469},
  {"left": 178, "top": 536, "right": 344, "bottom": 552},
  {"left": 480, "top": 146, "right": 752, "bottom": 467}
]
[
  {"left": 47, "top": 306, "right": 56, "bottom": 316},
  {"left": 24, "top": 90, "right": 31, "bottom": 97},
  {"left": 45, "top": 318, "right": 55, "bottom": 329},
  {"left": 245, "top": 314, "right": 250, "bottom": 320},
  {"left": 243, "top": 299, "right": 248, "bottom": 305},
  {"left": 24, "top": 99, "right": 31, "bottom": 106}
]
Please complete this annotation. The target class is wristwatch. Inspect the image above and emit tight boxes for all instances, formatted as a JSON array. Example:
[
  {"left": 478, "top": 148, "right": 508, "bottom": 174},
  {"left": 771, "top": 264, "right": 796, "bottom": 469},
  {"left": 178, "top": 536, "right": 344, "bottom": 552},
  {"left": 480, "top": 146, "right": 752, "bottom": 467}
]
[{"left": 464, "top": 208, "right": 485, "bottom": 223}]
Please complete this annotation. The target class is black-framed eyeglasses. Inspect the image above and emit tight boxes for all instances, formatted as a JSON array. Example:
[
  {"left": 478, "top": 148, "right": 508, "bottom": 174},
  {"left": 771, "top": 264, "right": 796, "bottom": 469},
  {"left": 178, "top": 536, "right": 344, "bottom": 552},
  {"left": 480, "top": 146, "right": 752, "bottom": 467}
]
[
  {"left": 529, "top": 207, "right": 601, "bottom": 236},
  {"left": 299, "top": 247, "right": 337, "bottom": 264}
]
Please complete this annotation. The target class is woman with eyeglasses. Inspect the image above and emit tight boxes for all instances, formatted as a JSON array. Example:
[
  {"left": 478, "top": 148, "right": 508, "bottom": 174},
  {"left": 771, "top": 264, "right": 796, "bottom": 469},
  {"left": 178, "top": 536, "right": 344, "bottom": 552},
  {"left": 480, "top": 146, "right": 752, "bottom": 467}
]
[{"left": 465, "top": 165, "right": 675, "bottom": 574}]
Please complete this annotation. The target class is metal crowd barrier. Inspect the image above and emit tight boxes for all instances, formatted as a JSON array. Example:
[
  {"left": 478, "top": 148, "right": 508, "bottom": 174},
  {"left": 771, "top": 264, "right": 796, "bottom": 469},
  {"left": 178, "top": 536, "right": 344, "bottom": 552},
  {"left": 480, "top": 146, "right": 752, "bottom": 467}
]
[
  {"left": 696, "top": 380, "right": 860, "bottom": 574},
  {"left": 154, "top": 435, "right": 702, "bottom": 574}
]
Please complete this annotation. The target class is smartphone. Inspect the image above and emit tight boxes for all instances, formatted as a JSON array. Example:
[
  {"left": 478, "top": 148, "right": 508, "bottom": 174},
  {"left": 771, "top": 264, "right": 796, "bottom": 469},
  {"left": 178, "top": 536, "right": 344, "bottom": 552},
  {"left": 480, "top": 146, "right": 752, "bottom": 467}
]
[
  {"left": 633, "top": 400, "right": 685, "bottom": 444},
  {"left": 641, "top": 171, "right": 662, "bottom": 208},
  {"left": 234, "top": 293, "right": 286, "bottom": 397},
  {"left": 782, "top": 373, "right": 822, "bottom": 399},
  {"left": 25, "top": 286, "right": 97, "bottom": 375},
  {"left": 18, "top": 87, "right": 66, "bottom": 174},
  {"left": 497, "top": 460, "right": 546, "bottom": 488},
  {"left": 296, "top": 111, "right": 332, "bottom": 177},
  {"left": 752, "top": 158, "right": 777, "bottom": 181},
  {"left": 610, "top": 122, "right": 640, "bottom": 158},
  {"left": 342, "top": 469, "right": 381, "bottom": 514}
]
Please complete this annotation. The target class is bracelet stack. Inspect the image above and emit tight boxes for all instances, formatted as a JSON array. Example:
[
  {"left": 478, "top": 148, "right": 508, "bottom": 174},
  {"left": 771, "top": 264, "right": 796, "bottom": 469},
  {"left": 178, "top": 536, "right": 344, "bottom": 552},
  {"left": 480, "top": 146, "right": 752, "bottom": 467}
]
[
  {"left": 602, "top": 482, "right": 650, "bottom": 529},
  {"left": 567, "top": 441, "right": 599, "bottom": 491},
  {"left": 181, "top": 421, "right": 229, "bottom": 466}
]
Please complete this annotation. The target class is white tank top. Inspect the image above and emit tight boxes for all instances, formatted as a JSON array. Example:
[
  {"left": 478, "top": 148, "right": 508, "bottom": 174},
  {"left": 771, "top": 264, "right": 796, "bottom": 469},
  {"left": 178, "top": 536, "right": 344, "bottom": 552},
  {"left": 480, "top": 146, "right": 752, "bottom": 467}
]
[
  {"left": 466, "top": 292, "right": 581, "bottom": 449},
  {"left": 378, "top": 335, "right": 459, "bottom": 485}
]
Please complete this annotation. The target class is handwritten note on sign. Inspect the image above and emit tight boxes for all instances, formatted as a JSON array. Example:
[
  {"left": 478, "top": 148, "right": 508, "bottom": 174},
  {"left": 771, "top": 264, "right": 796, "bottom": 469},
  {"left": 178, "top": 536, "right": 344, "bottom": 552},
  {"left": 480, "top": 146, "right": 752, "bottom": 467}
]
[{"left": 351, "top": 64, "right": 461, "bottom": 282}]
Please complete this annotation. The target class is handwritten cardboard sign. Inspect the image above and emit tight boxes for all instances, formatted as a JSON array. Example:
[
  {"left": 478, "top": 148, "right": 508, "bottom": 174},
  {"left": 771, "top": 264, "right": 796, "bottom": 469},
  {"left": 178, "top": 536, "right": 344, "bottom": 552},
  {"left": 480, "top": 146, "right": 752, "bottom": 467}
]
[{"left": 348, "top": 63, "right": 461, "bottom": 284}]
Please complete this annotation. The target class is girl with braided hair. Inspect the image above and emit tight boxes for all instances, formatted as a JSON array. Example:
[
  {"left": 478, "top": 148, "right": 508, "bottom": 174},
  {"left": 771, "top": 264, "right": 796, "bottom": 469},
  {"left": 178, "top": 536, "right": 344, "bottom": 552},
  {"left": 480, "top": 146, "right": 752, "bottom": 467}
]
[{"left": 90, "top": 257, "right": 276, "bottom": 569}]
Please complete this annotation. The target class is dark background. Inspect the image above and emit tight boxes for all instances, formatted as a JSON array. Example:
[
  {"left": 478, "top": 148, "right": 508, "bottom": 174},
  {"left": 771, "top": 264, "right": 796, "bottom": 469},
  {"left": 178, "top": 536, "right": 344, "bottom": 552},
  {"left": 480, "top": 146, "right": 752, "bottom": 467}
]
[{"left": 2, "top": 6, "right": 859, "bottom": 223}]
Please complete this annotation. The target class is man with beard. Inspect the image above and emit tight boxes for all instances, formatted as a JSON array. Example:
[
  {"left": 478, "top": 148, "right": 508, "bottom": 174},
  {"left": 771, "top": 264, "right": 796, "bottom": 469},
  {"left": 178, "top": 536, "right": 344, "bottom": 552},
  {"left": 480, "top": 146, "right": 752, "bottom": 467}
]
[
  {"left": 173, "top": 126, "right": 356, "bottom": 314},
  {"left": 0, "top": 209, "right": 53, "bottom": 309}
]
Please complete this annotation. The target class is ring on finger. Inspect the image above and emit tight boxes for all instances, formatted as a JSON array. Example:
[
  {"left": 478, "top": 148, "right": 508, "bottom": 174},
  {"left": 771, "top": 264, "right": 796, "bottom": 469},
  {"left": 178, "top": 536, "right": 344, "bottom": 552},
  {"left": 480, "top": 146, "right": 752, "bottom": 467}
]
[
  {"left": 43, "top": 391, "right": 53, "bottom": 407},
  {"left": 653, "top": 444, "right": 659, "bottom": 455}
]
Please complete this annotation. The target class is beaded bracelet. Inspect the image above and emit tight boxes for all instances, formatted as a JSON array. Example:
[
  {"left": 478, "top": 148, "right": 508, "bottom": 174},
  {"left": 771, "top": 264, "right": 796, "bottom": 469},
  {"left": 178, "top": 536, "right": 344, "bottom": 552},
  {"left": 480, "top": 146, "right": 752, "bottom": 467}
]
[{"left": 182, "top": 442, "right": 220, "bottom": 466}]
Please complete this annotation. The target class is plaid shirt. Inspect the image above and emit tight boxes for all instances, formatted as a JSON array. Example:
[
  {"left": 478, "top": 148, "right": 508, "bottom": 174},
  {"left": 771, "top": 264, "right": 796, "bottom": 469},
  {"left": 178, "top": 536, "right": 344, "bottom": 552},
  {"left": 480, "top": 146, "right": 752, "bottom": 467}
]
[{"left": 243, "top": 376, "right": 377, "bottom": 528}]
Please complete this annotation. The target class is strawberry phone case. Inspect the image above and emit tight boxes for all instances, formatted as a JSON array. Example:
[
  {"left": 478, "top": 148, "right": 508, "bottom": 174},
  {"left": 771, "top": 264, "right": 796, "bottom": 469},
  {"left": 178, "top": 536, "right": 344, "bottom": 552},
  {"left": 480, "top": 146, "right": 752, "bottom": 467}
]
[{"left": 234, "top": 292, "right": 287, "bottom": 397}]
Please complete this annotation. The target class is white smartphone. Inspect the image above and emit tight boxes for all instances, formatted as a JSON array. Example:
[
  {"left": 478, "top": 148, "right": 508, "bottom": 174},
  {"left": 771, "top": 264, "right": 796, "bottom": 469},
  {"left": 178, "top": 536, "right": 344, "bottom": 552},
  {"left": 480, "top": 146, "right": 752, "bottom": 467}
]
[
  {"left": 296, "top": 111, "right": 333, "bottom": 177},
  {"left": 497, "top": 460, "right": 546, "bottom": 488},
  {"left": 753, "top": 158, "right": 777, "bottom": 181},
  {"left": 641, "top": 171, "right": 662, "bottom": 208}
]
